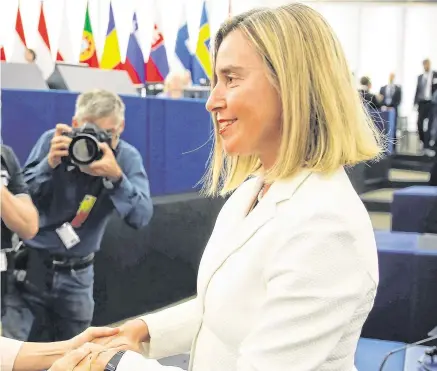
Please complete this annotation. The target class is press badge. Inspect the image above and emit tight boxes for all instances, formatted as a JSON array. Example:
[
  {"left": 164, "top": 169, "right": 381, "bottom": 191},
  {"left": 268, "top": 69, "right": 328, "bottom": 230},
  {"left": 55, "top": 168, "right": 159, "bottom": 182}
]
[
  {"left": 0, "top": 251, "right": 7, "bottom": 272},
  {"left": 56, "top": 222, "right": 80, "bottom": 249}
]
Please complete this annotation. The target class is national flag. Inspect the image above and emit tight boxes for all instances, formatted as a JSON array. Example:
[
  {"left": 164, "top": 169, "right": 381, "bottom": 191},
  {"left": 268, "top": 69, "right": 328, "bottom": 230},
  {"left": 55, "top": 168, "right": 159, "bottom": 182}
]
[
  {"left": 33, "top": 3, "right": 56, "bottom": 79},
  {"left": 192, "top": 1, "right": 211, "bottom": 84},
  {"left": 146, "top": 24, "right": 169, "bottom": 82},
  {"left": 56, "top": 2, "right": 74, "bottom": 63},
  {"left": 100, "top": 3, "right": 122, "bottom": 70},
  {"left": 8, "top": 7, "right": 27, "bottom": 62},
  {"left": 175, "top": 18, "right": 192, "bottom": 72},
  {"left": 80, "top": 5, "right": 98, "bottom": 67},
  {"left": 123, "top": 13, "right": 145, "bottom": 84}
]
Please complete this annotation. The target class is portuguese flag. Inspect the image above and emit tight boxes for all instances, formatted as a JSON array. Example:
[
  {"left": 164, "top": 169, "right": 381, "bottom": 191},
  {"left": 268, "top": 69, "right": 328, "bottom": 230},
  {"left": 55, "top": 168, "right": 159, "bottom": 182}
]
[{"left": 80, "top": 6, "right": 98, "bottom": 67}]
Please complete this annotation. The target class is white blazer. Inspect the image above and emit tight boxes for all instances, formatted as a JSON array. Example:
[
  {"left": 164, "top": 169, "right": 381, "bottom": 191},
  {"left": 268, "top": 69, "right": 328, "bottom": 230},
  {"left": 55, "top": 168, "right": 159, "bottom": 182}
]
[
  {"left": 0, "top": 337, "right": 23, "bottom": 371},
  {"left": 117, "top": 168, "right": 379, "bottom": 371}
]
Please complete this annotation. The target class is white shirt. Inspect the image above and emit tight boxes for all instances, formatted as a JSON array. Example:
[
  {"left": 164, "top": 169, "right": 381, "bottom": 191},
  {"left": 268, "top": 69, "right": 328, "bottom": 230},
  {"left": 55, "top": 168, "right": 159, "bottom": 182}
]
[
  {"left": 423, "top": 72, "right": 433, "bottom": 100},
  {"left": 117, "top": 168, "right": 378, "bottom": 371},
  {"left": 385, "top": 84, "right": 394, "bottom": 104}
]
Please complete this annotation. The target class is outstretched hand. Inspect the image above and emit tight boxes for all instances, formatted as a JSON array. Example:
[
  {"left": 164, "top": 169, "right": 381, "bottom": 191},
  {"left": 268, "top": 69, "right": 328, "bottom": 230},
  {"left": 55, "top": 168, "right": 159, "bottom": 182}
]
[
  {"left": 91, "top": 319, "right": 150, "bottom": 354},
  {"left": 69, "top": 326, "right": 120, "bottom": 351},
  {"left": 49, "top": 343, "right": 120, "bottom": 371}
]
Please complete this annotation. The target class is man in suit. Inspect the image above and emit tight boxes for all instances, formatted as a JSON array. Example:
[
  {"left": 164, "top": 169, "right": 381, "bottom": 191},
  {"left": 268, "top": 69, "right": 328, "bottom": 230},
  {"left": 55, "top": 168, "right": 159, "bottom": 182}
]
[
  {"left": 358, "top": 76, "right": 382, "bottom": 110},
  {"left": 414, "top": 59, "right": 437, "bottom": 151},
  {"left": 380, "top": 73, "right": 402, "bottom": 141}
]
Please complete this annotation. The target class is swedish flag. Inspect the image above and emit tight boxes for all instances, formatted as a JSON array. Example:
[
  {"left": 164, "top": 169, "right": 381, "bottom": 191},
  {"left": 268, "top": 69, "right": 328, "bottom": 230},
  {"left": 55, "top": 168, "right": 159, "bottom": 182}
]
[{"left": 192, "top": 1, "right": 211, "bottom": 84}]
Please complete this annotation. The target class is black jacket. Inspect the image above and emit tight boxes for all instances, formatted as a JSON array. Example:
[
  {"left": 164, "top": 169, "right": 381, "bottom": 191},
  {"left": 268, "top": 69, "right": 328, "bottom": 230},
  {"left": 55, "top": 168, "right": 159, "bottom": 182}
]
[
  {"left": 379, "top": 84, "right": 402, "bottom": 108},
  {"left": 414, "top": 71, "right": 437, "bottom": 104}
]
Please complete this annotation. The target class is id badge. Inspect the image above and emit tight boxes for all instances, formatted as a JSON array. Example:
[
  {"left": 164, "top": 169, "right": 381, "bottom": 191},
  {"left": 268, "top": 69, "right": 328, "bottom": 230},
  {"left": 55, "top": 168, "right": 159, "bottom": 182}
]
[
  {"left": 56, "top": 222, "right": 80, "bottom": 249},
  {"left": 0, "top": 250, "right": 7, "bottom": 272}
]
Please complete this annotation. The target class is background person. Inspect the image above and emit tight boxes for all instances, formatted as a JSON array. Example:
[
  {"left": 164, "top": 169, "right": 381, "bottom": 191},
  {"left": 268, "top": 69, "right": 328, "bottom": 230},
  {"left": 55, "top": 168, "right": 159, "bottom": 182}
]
[
  {"left": 414, "top": 59, "right": 437, "bottom": 152},
  {"left": 358, "top": 76, "right": 383, "bottom": 109},
  {"left": 1, "top": 144, "right": 39, "bottom": 313},
  {"left": 23, "top": 48, "right": 36, "bottom": 64},
  {"left": 1, "top": 90, "right": 153, "bottom": 343}
]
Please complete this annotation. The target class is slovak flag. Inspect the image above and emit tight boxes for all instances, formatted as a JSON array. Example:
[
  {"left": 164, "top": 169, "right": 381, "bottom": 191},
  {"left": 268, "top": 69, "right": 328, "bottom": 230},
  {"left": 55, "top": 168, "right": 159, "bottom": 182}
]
[
  {"left": 124, "top": 13, "right": 145, "bottom": 84},
  {"left": 146, "top": 24, "right": 169, "bottom": 82}
]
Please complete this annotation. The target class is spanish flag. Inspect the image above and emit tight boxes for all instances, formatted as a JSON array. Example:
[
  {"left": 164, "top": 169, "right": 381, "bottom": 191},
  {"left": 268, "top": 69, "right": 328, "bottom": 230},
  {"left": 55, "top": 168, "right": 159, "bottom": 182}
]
[{"left": 100, "top": 3, "right": 122, "bottom": 70}]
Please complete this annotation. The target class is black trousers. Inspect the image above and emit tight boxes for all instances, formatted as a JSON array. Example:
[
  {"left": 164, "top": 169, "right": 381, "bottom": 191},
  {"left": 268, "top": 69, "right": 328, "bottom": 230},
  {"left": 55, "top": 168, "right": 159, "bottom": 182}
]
[{"left": 417, "top": 101, "right": 432, "bottom": 147}]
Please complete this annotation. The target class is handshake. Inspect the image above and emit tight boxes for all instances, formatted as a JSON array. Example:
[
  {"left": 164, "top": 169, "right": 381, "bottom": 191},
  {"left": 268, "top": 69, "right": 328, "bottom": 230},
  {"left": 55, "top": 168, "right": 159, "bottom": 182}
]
[{"left": 49, "top": 319, "right": 150, "bottom": 371}]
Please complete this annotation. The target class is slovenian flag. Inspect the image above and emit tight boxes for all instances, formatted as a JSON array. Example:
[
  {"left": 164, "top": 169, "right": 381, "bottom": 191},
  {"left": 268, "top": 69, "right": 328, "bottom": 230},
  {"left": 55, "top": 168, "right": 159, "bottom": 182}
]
[{"left": 124, "top": 13, "right": 145, "bottom": 84}]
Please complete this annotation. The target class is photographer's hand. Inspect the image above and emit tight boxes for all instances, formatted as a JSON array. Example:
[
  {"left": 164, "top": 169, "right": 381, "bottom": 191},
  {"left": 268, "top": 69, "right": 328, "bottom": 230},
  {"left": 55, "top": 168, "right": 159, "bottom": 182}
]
[
  {"left": 48, "top": 124, "right": 72, "bottom": 168},
  {"left": 81, "top": 143, "right": 122, "bottom": 181}
]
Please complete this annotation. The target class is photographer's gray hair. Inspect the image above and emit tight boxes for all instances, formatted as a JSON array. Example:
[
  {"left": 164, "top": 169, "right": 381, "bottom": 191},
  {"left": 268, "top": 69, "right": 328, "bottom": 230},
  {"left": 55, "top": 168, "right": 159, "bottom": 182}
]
[{"left": 74, "top": 90, "right": 125, "bottom": 125}]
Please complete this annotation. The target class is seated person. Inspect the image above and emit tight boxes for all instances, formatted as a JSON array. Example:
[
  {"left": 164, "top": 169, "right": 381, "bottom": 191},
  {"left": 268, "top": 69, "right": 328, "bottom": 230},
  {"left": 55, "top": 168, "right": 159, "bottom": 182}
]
[{"left": 157, "top": 71, "right": 186, "bottom": 99}]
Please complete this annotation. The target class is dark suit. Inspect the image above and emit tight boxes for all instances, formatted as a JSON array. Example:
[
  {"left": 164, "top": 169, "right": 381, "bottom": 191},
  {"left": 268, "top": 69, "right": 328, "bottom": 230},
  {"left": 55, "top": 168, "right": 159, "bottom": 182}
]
[
  {"left": 414, "top": 71, "right": 437, "bottom": 148},
  {"left": 380, "top": 84, "right": 402, "bottom": 141},
  {"left": 358, "top": 89, "right": 382, "bottom": 110},
  {"left": 380, "top": 84, "right": 402, "bottom": 108}
]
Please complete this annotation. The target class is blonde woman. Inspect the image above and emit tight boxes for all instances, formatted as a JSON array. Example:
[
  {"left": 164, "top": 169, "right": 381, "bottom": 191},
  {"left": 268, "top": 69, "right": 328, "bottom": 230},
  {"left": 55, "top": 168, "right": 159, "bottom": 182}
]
[{"left": 53, "top": 4, "right": 383, "bottom": 371}]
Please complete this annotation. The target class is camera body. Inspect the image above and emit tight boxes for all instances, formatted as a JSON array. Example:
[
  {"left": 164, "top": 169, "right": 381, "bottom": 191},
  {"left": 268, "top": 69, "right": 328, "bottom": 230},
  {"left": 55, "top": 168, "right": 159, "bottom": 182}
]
[{"left": 63, "top": 122, "right": 112, "bottom": 166}]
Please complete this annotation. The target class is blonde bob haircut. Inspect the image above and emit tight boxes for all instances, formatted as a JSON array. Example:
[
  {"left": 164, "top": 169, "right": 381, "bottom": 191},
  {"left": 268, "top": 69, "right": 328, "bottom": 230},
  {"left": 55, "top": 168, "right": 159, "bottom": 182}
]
[{"left": 202, "top": 3, "right": 385, "bottom": 197}]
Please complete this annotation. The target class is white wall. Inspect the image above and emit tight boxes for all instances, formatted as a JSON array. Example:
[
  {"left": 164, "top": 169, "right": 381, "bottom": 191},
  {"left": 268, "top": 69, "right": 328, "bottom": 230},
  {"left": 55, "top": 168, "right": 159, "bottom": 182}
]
[
  {"left": 231, "top": 0, "right": 437, "bottom": 130},
  {"left": 1, "top": 0, "right": 436, "bottom": 129}
]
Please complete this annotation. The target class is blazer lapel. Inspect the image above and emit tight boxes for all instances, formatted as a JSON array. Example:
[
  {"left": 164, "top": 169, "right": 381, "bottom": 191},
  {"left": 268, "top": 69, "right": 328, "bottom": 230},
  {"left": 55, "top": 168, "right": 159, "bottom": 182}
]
[{"left": 198, "top": 170, "right": 313, "bottom": 300}]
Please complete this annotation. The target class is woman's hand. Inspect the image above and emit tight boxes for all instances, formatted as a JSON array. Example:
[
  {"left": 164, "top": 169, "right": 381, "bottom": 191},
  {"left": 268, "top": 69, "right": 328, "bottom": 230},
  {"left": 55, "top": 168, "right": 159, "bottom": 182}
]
[
  {"left": 76, "top": 348, "right": 120, "bottom": 371},
  {"left": 49, "top": 343, "right": 122, "bottom": 371},
  {"left": 68, "top": 326, "right": 120, "bottom": 352},
  {"left": 92, "top": 319, "right": 150, "bottom": 353},
  {"left": 48, "top": 343, "right": 100, "bottom": 371}
]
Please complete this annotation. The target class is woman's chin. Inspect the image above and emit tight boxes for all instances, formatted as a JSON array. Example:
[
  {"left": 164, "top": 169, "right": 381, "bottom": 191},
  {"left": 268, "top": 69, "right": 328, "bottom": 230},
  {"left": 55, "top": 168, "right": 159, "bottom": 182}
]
[
  {"left": 222, "top": 142, "right": 239, "bottom": 155},
  {"left": 222, "top": 137, "right": 250, "bottom": 156}
]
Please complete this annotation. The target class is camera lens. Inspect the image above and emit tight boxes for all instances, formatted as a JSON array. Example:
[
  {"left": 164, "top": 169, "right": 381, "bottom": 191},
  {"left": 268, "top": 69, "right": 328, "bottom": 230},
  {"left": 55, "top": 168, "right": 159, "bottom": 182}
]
[{"left": 70, "top": 136, "right": 99, "bottom": 165}]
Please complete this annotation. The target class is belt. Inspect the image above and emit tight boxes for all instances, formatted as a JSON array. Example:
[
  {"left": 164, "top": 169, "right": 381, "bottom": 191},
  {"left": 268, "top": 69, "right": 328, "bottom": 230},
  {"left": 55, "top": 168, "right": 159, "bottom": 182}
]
[{"left": 51, "top": 253, "right": 95, "bottom": 272}]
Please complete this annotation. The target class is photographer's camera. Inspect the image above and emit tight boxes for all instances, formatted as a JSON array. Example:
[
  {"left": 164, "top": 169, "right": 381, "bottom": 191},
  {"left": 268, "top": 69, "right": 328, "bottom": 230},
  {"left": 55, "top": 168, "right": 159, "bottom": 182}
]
[{"left": 63, "top": 123, "right": 112, "bottom": 166}]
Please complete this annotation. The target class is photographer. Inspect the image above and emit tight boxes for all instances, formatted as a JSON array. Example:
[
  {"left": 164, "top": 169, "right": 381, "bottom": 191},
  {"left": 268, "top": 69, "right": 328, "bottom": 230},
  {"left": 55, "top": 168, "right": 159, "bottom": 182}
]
[
  {"left": 1, "top": 144, "right": 39, "bottom": 311},
  {"left": 1, "top": 90, "right": 153, "bottom": 342}
]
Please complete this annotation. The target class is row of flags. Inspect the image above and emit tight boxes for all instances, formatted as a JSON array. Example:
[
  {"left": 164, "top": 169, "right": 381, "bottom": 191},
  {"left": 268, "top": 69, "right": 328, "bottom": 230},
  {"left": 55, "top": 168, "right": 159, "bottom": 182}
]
[{"left": 1, "top": 0, "right": 212, "bottom": 84}]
